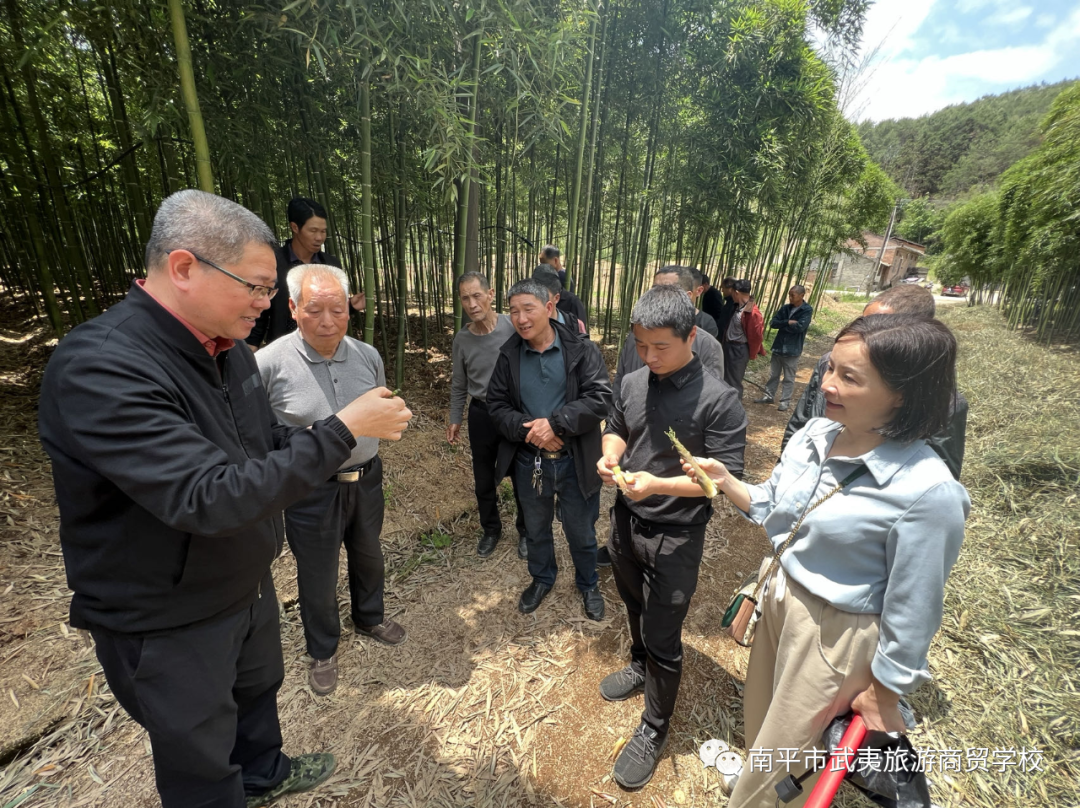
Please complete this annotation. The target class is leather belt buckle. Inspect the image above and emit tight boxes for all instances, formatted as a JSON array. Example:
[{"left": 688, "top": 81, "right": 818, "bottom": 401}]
[
  {"left": 336, "top": 470, "right": 360, "bottom": 483},
  {"left": 538, "top": 450, "right": 568, "bottom": 461}
]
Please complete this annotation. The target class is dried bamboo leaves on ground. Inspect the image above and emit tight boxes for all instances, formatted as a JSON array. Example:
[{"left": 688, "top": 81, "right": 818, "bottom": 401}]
[{"left": 1, "top": 300, "right": 1077, "bottom": 808}]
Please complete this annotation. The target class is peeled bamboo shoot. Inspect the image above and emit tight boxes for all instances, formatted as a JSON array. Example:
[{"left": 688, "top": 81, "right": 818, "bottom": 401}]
[
  {"left": 611, "top": 465, "right": 631, "bottom": 495},
  {"left": 665, "top": 427, "right": 717, "bottom": 498}
]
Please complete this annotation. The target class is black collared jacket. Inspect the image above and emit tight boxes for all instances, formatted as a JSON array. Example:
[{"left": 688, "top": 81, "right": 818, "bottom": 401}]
[
  {"left": 246, "top": 240, "right": 341, "bottom": 347},
  {"left": 39, "top": 281, "right": 356, "bottom": 634},
  {"left": 486, "top": 319, "right": 612, "bottom": 498}
]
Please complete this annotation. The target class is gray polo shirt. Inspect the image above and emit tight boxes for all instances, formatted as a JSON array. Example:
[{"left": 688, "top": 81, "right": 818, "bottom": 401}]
[
  {"left": 519, "top": 331, "right": 566, "bottom": 419},
  {"left": 256, "top": 330, "right": 384, "bottom": 471}
]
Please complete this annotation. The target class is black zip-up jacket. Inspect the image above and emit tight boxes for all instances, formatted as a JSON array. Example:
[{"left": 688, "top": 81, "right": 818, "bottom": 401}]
[
  {"left": 486, "top": 319, "right": 611, "bottom": 498},
  {"left": 246, "top": 240, "right": 341, "bottom": 347},
  {"left": 38, "top": 282, "right": 356, "bottom": 634},
  {"left": 768, "top": 302, "right": 813, "bottom": 356}
]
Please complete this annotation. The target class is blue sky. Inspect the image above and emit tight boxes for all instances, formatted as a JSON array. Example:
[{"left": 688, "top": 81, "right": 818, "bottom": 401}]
[{"left": 846, "top": 0, "right": 1080, "bottom": 121}]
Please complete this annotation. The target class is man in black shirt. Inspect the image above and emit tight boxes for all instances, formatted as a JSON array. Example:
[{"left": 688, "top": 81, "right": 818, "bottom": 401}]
[
  {"left": 247, "top": 198, "right": 363, "bottom": 348},
  {"left": 532, "top": 265, "right": 588, "bottom": 336},
  {"left": 707, "top": 277, "right": 737, "bottom": 340},
  {"left": 596, "top": 284, "right": 747, "bottom": 789},
  {"left": 700, "top": 273, "right": 726, "bottom": 333}
]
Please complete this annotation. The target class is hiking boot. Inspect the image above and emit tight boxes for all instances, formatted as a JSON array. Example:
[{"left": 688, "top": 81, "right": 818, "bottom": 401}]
[
  {"left": 612, "top": 721, "right": 668, "bottom": 789},
  {"left": 777, "top": 401, "right": 790, "bottom": 412},
  {"left": 245, "top": 752, "right": 336, "bottom": 807},
  {"left": 355, "top": 619, "right": 407, "bottom": 646},
  {"left": 308, "top": 655, "right": 338, "bottom": 696},
  {"left": 599, "top": 665, "right": 645, "bottom": 701},
  {"left": 752, "top": 396, "right": 773, "bottom": 404},
  {"left": 596, "top": 545, "right": 612, "bottom": 568},
  {"left": 517, "top": 535, "right": 528, "bottom": 560},
  {"left": 582, "top": 586, "right": 605, "bottom": 621},
  {"left": 477, "top": 532, "right": 500, "bottom": 557}
]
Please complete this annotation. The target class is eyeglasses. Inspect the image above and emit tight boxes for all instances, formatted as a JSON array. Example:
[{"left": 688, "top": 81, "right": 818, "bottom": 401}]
[{"left": 168, "top": 250, "right": 278, "bottom": 300}]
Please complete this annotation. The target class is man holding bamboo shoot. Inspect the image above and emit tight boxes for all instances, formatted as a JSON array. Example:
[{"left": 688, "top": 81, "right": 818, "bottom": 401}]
[
  {"left": 596, "top": 284, "right": 747, "bottom": 789},
  {"left": 487, "top": 280, "right": 612, "bottom": 620}
]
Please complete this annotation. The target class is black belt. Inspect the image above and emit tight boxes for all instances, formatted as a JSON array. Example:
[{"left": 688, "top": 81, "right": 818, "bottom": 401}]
[
  {"left": 530, "top": 447, "right": 569, "bottom": 460},
  {"left": 333, "top": 456, "right": 376, "bottom": 483}
]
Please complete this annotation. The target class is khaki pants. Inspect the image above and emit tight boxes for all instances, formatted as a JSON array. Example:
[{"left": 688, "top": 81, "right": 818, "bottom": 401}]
[{"left": 730, "top": 568, "right": 880, "bottom": 808}]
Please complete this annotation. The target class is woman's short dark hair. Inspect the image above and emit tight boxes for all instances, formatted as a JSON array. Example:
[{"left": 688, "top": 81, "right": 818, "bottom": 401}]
[
  {"left": 834, "top": 315, "right": 957, "bottom": 444},
  {"left": 287, "top": 197, "right": 327, "bottom": 228}
]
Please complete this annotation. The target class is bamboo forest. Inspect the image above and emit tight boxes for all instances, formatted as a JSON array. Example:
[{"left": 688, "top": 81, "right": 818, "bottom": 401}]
[{"left": 1, "top": 0, "right": 1077, "bottom": 357}]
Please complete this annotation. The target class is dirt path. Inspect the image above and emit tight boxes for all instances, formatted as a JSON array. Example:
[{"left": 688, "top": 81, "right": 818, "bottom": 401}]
[{"left": 0, "top": 298, "right": 860, "bottom": 808}]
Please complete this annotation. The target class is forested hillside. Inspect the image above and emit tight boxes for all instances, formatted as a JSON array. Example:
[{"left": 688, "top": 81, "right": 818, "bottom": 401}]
[{"left": 857, "top": 79, "right": 1076, "bottom": 199}]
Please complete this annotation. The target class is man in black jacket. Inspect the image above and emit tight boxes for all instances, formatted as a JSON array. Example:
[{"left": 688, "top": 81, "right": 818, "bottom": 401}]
[
  {"left": 487, "top": 280, "right": 612, "bottom": 620},
  {"left": 781, "top": 284, "right": 967, "bottom": 479},
  {"left": 246, "top": 197, "right": 362, "bottom": 348},
  {"left": 753, "top": 284, "right": 813, "bottom": 412},
  {"left": 38, "top": 190, "right": 412, "bottom": 808}
]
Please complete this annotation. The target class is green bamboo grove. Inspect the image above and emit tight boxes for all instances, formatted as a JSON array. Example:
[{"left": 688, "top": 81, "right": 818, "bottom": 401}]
[
  {"left": 2, "top": 0, "right": 904, "bottom": 361},
  {"left": 937, "top": 83, "right": 1080, "bottom": 344}
]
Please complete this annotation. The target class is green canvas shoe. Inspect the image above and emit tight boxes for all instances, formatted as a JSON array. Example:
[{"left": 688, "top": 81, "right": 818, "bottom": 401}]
[{"left": 246, "top": 753, "right": 336, "bottom": 807}]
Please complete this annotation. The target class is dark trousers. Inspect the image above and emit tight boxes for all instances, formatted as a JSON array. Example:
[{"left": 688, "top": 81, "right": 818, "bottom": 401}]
[
  {"left": 90, "top": 576, "right": 289, "bottom": 808},
  {"left": 468, "top": 399, "right": 527, "bottom": 539},
  {"left": 608, "top": 498, "right": 706, "bottom": 737},
  {"left": 513, "top": 450, "right": 599, "bottom": 591},
  {"left": 285, "top": 456, "right": 385, "bottom": 660},
  {"left": 723, "top": 341, "right": 750, "bottom": 398}
]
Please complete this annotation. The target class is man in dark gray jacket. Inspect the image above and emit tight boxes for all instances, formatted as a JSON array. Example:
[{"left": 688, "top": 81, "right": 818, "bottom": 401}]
[
  {"left": 487, "top": 280, "right": 612, "bottom": 620},
  {"left": 38, "top": 190, "right": 412, "bottom": 808}
]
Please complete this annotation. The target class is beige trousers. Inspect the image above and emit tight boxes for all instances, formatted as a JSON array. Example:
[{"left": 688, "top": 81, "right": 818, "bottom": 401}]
[{"left": 729, "top": 567, "right": 880, "bottom": 808}]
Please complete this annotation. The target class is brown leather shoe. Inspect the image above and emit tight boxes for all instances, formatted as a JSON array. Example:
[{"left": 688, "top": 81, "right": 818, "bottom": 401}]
[
  {"left": 355, "top": 619, "right": 407, "bottom": 646},
  {"left": 308, "top": 655, "right": 338, "bottom": 696}
]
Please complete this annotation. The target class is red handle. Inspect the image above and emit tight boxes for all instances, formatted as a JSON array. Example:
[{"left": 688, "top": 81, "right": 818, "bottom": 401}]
[{"left": 804, "top": 715, "right": 867, "bottom": 808}]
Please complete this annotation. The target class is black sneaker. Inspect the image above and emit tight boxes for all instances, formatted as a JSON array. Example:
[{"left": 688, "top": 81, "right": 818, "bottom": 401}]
[
  {"left": 246, "top": 753, "right": 336, "bottom": 807},
  {"left": 596, "top": 545, "right": 612, "bottom": 568},
  {"left": 612, "top": 721, "right": 668, "bottom": 789},
  {"left": 599, "top": 665, "right": 645, "bottom": 701}
]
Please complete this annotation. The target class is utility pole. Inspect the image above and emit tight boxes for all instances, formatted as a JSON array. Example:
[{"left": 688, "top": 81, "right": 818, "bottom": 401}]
[{"left": 867, "top": 201, "right": 899, "bottom": 294}]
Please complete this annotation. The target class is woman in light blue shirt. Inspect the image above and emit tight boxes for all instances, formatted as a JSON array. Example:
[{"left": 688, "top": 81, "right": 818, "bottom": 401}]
[{"left": 688, "top": 315, "right": 969, "bottom": 807}]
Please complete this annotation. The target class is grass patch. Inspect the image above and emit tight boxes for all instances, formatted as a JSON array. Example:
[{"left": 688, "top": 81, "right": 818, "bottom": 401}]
[
  {"left": 906, "top": 305, "right": 1080, "bottom": 807},
  {"left": 806, "top": 293, "right": 866, "bottom": 340}
]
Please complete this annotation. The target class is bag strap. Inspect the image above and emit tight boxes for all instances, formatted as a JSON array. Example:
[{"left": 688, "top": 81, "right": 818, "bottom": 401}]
[{"left": 752, "top": 465, "right": 866, "bottom": 599}]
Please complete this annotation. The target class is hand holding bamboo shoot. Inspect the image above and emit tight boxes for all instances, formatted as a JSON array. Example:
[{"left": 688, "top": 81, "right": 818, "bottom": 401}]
[{"left": 665, "top": 427, "right": 717, "bottom": 498}]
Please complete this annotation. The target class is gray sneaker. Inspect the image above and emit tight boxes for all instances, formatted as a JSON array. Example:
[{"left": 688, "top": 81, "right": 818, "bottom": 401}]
[
  {"left": 612, "top": 721, "right": 668, "bottom": 789},
  {"left": 777, "top": 401, "right": 790, "bottom": 412},
  {"left": 599, "top": 665, "right": 645, "bottom": 701}
]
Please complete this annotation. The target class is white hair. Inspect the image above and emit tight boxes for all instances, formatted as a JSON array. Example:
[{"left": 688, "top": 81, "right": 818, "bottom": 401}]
[{"left": 287, "top": 263, "right": 351, "bottom": 305}]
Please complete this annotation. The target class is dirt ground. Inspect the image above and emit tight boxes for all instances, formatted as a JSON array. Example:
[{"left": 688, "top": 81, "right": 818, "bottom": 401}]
[{"left": 0, "top": 296, "right": 867, "bottom": 808}]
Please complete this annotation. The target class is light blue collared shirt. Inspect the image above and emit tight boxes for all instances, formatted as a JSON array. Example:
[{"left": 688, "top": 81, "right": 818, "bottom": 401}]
[{"left": 743, "top": 418, "right": 969, "bottom": 694}]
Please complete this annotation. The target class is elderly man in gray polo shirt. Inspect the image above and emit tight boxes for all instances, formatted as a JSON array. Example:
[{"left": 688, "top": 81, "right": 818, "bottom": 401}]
[{"left": 257, "top": 264, "right": 406, "bottom": 697}]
